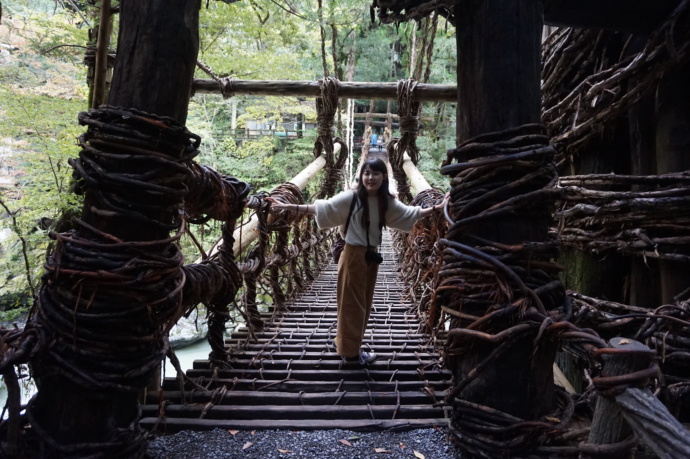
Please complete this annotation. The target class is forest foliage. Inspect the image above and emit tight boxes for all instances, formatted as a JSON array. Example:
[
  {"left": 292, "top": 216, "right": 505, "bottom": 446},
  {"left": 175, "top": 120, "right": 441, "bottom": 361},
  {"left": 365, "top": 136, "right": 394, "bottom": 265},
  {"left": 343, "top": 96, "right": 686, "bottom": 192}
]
[{"left": 0, "top": 0, "right": 457, "bottom": 320}]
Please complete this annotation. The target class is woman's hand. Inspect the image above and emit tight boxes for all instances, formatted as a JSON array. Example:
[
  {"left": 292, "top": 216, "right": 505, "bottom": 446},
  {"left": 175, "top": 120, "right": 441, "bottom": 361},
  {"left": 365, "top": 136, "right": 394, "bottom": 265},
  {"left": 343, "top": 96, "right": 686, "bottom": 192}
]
[
  {"left": 267, "top": 197, "right": 315, "bottom": 216},
  {"left": 439, "top": 192, "right": 450, "bottom": 211},
  {"left": 421, "top": 192, "right": 450, "bottom": 218},
  {"left": 267, "top": 197, "right": 291, "bottom": 213}
]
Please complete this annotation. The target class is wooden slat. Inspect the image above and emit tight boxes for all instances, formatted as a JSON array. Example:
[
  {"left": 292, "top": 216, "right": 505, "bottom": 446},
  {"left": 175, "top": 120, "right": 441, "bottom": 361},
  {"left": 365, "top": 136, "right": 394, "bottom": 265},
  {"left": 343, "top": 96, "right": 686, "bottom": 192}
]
[
  {"left": 185, "top": 368, "right": 451, "bottom": 382},
  {"left": 191, "top": 359, "right": 439, "bottom": 371},
  {"left": 146, "top": 390, "right": 447, "bottom": 405},
  {"left": 160, "top": 378, "right": 450, "bottom": 393},
  {"left": 223, "top": 344, "right": 438, "bottom": 353},
  {"left": 143, "top": 404, "right": 446, "bottom": 420},
  {"left": 140, "top": 417, "right": 450, "bottom": 433}
]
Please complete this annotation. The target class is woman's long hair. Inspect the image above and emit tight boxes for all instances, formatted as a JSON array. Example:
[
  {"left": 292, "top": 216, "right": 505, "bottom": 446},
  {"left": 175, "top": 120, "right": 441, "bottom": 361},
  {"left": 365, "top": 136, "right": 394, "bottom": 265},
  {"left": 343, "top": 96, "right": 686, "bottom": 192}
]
[{"left": 355, "top": 158, "right": 394, "bottom": 237}]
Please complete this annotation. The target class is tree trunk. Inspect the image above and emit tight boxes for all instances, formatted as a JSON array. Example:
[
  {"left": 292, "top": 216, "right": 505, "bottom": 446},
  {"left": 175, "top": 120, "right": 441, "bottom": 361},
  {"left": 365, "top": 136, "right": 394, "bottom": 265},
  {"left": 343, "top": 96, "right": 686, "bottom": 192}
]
[
  {"left": 453, "top": 0, "right": 551, "bottom": 419},
  {"left": 28, "top": 1, "right": 200, "bottom": 456}
]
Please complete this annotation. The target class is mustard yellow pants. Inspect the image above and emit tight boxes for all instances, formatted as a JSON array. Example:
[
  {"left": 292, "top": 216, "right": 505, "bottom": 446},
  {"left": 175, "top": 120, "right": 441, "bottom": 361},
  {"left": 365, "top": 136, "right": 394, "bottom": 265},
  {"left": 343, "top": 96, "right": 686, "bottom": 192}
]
[{"left": 335, "top": 244, "right": 379, "bottom": 357}]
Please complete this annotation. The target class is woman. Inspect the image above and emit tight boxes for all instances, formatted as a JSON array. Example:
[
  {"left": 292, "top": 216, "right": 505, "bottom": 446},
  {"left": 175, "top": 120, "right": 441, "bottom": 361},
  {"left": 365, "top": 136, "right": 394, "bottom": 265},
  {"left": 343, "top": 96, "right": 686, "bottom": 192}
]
[{"left": 271, "top": 158, "right": 447, "bottom": 365}]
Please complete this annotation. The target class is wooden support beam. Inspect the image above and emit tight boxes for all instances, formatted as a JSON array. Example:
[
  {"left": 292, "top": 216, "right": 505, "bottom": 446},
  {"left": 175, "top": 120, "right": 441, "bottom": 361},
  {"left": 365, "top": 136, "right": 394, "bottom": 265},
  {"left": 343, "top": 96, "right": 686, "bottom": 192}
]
[
  {"left": 353, "top": 120, "right": 400, "bottom": 128},
  {"left": 616, "top": 388, "right": 690, "bottom": 458},
  {"left": 192, "top": 79, "right": 458, "bottom": 102},
  {"left": 92, "top": 0, "right": 112, "bottom": 108},
  {"left": 352, "top": 113, "right": 434, "bottom": 122},
  {"left": 588, "top": 337, "right": 653, "bottom": 447},
  {"left": 589, "top": 338, "right": 690, "bottom": 457},
  {"left": 29, "top": 1, "right": 201, "bottom": 455},
  {"left": 543, "top": 0, "right": 680, "bottom": 33},
  {"left": 453, "top": 0, "right": 552, "bottom": 421}
]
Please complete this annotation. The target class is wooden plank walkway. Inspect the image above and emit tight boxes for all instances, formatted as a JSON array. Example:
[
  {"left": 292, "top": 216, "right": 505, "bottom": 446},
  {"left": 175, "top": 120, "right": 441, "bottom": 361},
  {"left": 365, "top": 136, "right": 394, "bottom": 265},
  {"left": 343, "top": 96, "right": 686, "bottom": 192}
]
[{"left": 141, "top": 231, "right": 452, "bottom": 432}]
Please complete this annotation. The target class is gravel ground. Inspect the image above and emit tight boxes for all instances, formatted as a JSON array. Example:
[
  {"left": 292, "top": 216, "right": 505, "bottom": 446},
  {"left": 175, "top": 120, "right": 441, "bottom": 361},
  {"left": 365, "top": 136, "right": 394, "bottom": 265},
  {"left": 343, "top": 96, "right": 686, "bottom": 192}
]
[{"left": 146, "top": 428, "right": 461, "bottom": 459}]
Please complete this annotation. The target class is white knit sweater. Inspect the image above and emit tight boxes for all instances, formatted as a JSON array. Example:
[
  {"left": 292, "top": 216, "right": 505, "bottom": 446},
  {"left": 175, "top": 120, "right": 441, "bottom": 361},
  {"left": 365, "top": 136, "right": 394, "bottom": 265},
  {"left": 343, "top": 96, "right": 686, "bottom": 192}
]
[{"left": 314, "top": 191, "right": 422, "bottom": 247}]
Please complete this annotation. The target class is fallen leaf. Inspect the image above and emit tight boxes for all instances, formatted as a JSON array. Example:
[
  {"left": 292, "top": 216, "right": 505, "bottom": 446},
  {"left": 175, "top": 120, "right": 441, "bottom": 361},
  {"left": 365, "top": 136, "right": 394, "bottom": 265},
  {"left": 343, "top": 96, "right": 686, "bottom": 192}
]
[
  {"left": 339, "top": 439, "right": 353, "bottom": 447},
  {"left": 251, "top": 430, "right": 256, "bottom": 435},
  {"left": 374, "top": 447, "right": 392, "bottom": 453},
  {"left": 242, "top": 442, "right": 253, "bottom": 450},
  {"left": 413, "top": 450, "right": 425, "bottom": 459},
  {"left": 400, "top": 442, "right": 406, "bottom": 449},
  {"left": 620, "top": 339, "right": 631, "bottom": 344},
  {"left": 277, "top": 448, "right": 292, "bottom": 453},
  {"left": 228, "top": 430, "right": 239, "bottom": 435},
  {"left": 348, "top": 435, "right": 361, "bottom": 441},
  {"left": 545, "top": 416, "right": 561, "bottom": 423}
]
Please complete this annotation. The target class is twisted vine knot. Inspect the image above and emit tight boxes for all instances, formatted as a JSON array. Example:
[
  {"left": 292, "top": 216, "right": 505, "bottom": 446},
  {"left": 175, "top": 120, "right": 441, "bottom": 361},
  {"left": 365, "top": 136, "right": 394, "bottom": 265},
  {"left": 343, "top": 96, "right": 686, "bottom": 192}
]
[
  {"left": 313, "top": 76, "right": 341, "bottom": 165},
  {"left": 313, "top": 77, "right": 348, "bottom": 199}
]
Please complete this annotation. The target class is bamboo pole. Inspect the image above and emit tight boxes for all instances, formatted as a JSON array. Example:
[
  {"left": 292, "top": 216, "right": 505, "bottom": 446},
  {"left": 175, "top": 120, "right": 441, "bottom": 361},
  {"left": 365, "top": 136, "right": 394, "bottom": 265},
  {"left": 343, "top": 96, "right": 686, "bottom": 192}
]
[
  {"left": 192, "top": 79, "right": 457, "bottom": 102},
  {"left": 402, "top": 152, "right": 432, "bottom": 194}
]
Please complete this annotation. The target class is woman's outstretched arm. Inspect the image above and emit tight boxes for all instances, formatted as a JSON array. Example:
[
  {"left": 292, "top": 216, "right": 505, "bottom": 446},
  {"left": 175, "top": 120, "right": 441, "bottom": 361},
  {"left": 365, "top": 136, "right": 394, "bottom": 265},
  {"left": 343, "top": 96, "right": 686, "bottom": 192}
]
[{"left": 269, "top": 200, "right": 316, "bottom": 216}]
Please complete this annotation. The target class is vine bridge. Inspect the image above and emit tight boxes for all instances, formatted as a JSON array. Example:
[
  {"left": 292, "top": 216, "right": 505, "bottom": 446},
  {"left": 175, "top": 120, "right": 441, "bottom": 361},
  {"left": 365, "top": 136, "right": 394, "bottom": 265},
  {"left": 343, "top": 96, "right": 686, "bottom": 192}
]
[
  {"left": 3, "top": 2, "right": 690, "bottom": 453},
  {"left": 141, "top": 231, "right": 451, "bottom": 432}
]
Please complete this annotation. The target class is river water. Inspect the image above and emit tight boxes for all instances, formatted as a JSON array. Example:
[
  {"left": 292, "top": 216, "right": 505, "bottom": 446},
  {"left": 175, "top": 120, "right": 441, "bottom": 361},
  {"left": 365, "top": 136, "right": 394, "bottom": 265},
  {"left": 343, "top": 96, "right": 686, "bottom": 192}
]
[{"left": 0, "top": 339, "right": 213, "bottom": 415}]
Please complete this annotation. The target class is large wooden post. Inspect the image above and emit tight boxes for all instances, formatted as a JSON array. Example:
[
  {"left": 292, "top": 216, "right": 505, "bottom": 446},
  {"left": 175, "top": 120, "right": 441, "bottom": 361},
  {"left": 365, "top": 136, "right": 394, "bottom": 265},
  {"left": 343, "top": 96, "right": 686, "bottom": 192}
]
[
  {"left": 627, "top": 36, "right": 661, "bottom": 308},
  {"left": 28, "top": 1, "right": 200, "bottom": 456},
  {"left": 655, "top": 61, "right": 690, "bottom": 303},
  {"left": 453, "top": 0, "right": 552, "bottom": 419}
]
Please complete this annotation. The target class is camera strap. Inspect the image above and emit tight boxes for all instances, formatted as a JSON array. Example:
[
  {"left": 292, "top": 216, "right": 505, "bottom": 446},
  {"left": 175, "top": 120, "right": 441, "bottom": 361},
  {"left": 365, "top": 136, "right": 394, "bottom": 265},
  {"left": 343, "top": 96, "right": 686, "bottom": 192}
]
[{"left": 342, "top": 192, "right": 357, "bottom": 238}]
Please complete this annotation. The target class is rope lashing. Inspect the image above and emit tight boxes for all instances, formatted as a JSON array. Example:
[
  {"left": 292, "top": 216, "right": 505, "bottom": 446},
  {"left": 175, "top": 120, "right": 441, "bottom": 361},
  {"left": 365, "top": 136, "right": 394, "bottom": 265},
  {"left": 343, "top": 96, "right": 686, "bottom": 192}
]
[
  {"left": 235, "top": 181, "right": 333, "bottom": 338},
  {"left": 218, "top": 76, "right": 235, "bottom": 99},
  {"left": 197, "top": 60, "right": 236, "bottom": 99},
  {"left": 389, "top": 78, "right": 421, "bottom": 203},
  {"left": 312, "top": 77, "right": 348, "bottom": 199},
  {"left": 313, "top": 77, "right": 340, "bottom": 164},
  {"left": 437, "top": 123, "right": 560, "bottom": 318}
]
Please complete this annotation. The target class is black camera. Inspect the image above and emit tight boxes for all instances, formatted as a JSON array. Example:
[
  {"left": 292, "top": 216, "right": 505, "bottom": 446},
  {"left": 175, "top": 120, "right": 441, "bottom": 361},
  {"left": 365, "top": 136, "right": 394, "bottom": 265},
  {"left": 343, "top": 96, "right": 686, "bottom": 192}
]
[{"left": 365, "top": 251, "right": 383, "bottom": 264}]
